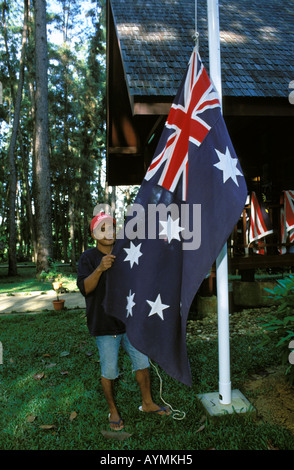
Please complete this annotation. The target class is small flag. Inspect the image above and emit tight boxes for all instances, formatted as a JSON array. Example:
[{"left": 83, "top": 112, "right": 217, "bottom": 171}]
[
  {"left": 280, "top": 205, "right": 287, "bottom": 254},
  {"left": 281, "top": 190, "right": 294, "bottom": 252},
  {"left": 284, "top": 190, "right": 294, "bottom": 233},
  {"left": 249, "top": 192, "right": 273, "bottom": 253}
]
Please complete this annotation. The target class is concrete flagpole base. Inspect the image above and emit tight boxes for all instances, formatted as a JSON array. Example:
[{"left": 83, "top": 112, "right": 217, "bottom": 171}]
[{"left": 197, "top": 389, "right": 254, "bottom": 417}]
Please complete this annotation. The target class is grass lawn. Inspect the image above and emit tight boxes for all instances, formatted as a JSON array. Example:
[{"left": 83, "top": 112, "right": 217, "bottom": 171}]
[
  {"left": 0, "top": 264, "right": 78, "bottom": 294},
  {"left": 1, "top": 307, "right": 294, "bottom": 451}
]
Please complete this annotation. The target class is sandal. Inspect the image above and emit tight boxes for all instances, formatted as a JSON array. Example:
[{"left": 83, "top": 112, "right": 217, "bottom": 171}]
[{"left": 108, "top": 413, "right": 124, "bottom": 431}]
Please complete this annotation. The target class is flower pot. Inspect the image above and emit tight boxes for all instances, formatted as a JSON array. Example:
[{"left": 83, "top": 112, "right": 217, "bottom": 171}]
[{"left": 52, "top": 299, "right": 65, "bottom": 311}]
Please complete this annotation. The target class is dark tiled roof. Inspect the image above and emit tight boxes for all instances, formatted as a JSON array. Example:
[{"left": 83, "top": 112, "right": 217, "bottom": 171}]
[{"left": 110, "top": 0, "right": 294, "bottom": 98}]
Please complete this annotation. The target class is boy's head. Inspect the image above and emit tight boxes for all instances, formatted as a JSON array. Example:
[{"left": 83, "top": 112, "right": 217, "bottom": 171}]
[{"left": 90, "top": 212, "right": 116, "bottom": 242}]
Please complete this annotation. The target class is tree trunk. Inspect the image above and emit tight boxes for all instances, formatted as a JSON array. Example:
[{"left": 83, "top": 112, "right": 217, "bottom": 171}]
[
  {"left": 5, "top": 0, "right": 29, "bottom": 276},
  {"left": 26, "top": 0, "right": 38, "bottom": 263},
  {"left": 69, "top": 197, "right": 77, "bottom": 272},
  {"left": 20, "top": 138, "right": 37, "bottom": 262},
  {"left": 34, "top": 0, "right": 52, "bottom": 274}
]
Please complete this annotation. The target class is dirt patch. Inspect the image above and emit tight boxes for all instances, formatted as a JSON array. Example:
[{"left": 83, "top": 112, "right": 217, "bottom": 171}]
[
  {"left": 243, "top": 366, "right": 294, "bottom": 435},
  {"left": 187, "top": 306, "right": 267, "bottom": 341},
  {"left": 187, "top": 307, "right": 294, "bottom": 435}
]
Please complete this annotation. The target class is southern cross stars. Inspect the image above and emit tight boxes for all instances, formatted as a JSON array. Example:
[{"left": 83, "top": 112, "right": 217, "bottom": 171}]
[
  {"left": 125, "top": 291, "right": 170, "bottom": 321},
  {"left": 123, "top": 241, "right": 143, "bottom": 268},
  {"left": 214, "top": 146, "right": 243, "bottom": 186},
  {"left": 159, "top": 215, "right": 184, "bottom": 243},
  {"left": 146, "top": 294, "right": 170, "bottom": 321},
  {"left": 126, "top": 289, "right": 135, "bottom": 317},
  {"left": 123, "top": 216, "right": 179, "bottom": 321}
]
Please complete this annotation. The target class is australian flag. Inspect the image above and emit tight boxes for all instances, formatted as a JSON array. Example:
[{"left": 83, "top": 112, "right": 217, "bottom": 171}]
[
  {"left": 103, "top": 48, "right": 247, "bottom": 386},
  {"left": 249, "top": 191, "right": 273, "bottom": 248}
]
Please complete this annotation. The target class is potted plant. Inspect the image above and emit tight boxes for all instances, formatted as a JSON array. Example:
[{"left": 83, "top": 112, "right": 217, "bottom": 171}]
[{"left": 52, "top": 273, "right": 65, "bottom": 310}]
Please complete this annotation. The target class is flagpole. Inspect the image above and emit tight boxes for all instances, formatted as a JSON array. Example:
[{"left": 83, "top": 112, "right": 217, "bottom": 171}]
[
  {"left": 198, "top": 1, "right": 252, "bottom": 416},
  {"left": 207, "top": 0, "right": 231, "bottom": 405}
]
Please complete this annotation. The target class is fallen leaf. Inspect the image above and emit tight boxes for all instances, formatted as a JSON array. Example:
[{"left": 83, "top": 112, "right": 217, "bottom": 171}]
[
  {"left": 60, "top": 370, "right": 69, "bottom": 375},
  {"left": 45, "top": 363, "right": 56, "bottom": 369},
  {"left": 199, "top": 415, "right": 206, "bottom": 424},
  {"left": 27, "top": 415, "right": 37, "bottom": 423},
  {"left": 60, "top": 351, "right": 70, "bottom": 357},
  {"left": 43, "top": 353, "right": 51, "bottom": 357},
  {"left": 195, "top": 424, "right": 205, "bottom": 433},
  {"left": 39, "top": 425, "right": 56, "bottom": 430},
  {"left": 69, "top": 411, "right": 77, "bottom": 421},
  {"left": 267, "top": 440, "right": 279, "bottom": 450},
  {"left": 33, "top": 372, "right": 44, "bottom": 380},
  {"left": 100, "top": 429, "right": 132, "bottom": 441}
]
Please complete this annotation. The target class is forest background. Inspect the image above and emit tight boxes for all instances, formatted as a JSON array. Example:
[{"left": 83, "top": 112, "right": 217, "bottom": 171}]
[{"left": 0, "top": 0, "right": 134, "bottom": 277}]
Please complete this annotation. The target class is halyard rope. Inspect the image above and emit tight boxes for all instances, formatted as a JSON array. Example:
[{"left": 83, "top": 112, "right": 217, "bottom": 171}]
[{"left": 149, "top": 359, "right": 186, "bottom": 420}]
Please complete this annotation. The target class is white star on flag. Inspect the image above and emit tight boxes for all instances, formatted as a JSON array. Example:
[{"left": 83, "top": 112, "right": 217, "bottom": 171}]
[
  {"left": 214, "top": 146, "right": 243, "bottom": 186},
  {"left": 159, "top": 215, "right": 184, "bottom": 243},
  {"left": 123, "top": 241, "right": 143, "bottom": 268},
  {"left": 126, "top": 289, "right": 135, "bottom": 317},
  {"left": 146, "top": 294, "right": 170, "bottom": 321}
]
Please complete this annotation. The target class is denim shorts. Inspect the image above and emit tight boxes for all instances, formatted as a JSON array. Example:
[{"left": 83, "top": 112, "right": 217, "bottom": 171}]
[{"left": 95, "top": 333, "right": 149, "bottom": 380}]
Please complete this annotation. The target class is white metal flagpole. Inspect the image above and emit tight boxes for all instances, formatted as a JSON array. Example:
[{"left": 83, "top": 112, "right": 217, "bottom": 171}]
[
  {"left": 198, "top": 1, "right": 252, "bottom": 416},
  {"left": 207, "top": 0, "right": 231, "bottom": 405}
]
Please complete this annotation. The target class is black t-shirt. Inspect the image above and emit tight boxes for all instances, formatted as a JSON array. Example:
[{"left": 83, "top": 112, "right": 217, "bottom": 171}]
[{"left": 77, "top": 247, "right": 126, "bottom": 336}]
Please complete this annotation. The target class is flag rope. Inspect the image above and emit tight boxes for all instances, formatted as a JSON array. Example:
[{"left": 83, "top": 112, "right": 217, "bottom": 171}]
[
  {"left": 149, "top": 359, "right": 186, "bottom": 420},
  {"left": 193, "top": 0, "right": 199, "bottom": 49}
]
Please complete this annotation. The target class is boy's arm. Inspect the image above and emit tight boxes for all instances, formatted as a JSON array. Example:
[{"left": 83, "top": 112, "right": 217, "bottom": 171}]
[{"left": 83, "top": 254, "right": 115, "bottom": 295}]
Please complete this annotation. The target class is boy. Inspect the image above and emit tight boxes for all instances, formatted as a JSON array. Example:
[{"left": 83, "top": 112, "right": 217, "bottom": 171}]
[{"left": 77, "top": 212, "right": 170, "bottom": 430}]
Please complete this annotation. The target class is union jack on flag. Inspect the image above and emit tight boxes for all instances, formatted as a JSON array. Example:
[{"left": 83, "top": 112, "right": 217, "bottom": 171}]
[{"left": 145, "top": 50, "right": 221, "bottom": 201}]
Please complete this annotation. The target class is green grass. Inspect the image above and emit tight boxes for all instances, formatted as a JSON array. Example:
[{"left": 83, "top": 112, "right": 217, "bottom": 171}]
[
  {"left": 1, "top": 308, "right": 294, "bottom": 451},
  {"left": 0, "top": 264, "right": 78, "bottom": 294}
]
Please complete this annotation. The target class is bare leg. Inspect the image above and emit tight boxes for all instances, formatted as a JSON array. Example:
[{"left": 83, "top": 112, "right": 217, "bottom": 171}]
[
  {"left": 101, "top": 376, "right": 124, "bottom": 430},
  {"left": 135, "top": 368, "right": 170, "bottom": 415}
]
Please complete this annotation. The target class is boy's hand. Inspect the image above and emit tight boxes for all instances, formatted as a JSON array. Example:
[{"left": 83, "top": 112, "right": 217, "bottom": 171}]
[{"left": 97, "top": 254, "right": 116, "bottom": 272}]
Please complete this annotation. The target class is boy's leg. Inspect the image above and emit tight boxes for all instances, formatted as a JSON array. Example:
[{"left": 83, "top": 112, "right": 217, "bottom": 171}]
[
  {"left": 95, "top": 335, "right": 124, "bottom": 430},
  {"left": 121, "top": 334, "right": 170, "bottom": 415},
  {"left": 135, "top": 368, "right": 170, "bottom": 415},
  {"left": 101, "top": 376, "right": 124, "bottom": 430}
]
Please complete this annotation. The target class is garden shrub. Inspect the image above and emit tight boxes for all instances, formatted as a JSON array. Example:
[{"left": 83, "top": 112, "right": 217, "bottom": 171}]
[{"left": 260, "top": 275, "right": 294, "bottom": 384}]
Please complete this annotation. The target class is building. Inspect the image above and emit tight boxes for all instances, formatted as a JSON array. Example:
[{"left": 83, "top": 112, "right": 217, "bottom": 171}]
[{"left": 107, "top": 0, "right": 294, "bottom": 279}]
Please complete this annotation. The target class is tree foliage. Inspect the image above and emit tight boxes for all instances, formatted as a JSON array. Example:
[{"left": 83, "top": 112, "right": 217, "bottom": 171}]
[{"left": 0, "top": 0, "right": 107, "bottom": 273}]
